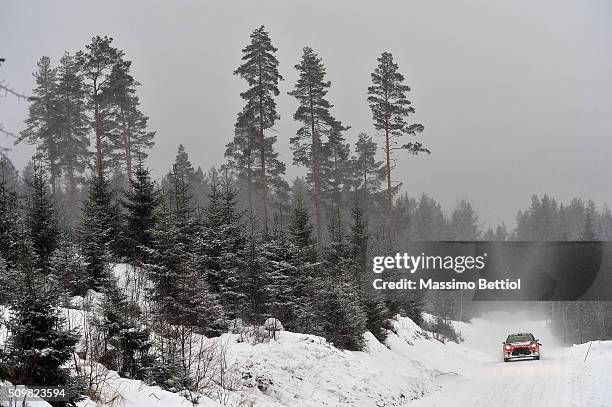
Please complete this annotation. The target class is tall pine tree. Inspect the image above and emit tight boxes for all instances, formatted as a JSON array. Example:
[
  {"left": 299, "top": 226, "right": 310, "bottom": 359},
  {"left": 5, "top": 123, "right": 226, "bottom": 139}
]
[
  {"left": 76, "top": 36, "right": 124, "bottom": 177},
  {"left": 19, "top": 56, "right": 61, "bottom": 194},
  {"left": 368, "top": 52, "right": 429, "bottom": 246},
  {"left": 57, "top": 51, "right": 90, "bottom": 220},
  {"left": 288, "top": 47, "right": 343, "bottom": 242},
  {"left": 234, "top": 26, "right": 284, "bottom": 233}
]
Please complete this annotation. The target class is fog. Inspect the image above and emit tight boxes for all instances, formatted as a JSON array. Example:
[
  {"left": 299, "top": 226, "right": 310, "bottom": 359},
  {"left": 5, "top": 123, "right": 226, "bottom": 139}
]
[{"left": 1, "top": 0, "right": 611, "bottom": 227}]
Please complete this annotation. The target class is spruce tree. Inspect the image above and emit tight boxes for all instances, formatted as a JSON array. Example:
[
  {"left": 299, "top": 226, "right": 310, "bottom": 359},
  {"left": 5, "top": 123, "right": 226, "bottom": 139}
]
[
  {"left": 121, "top": 159, "right": 159, "bottom": 263},
  {"left": 447, "top": 200, "right": 480, "bottom": 240},
  {"left": 352, "top": 132, "right": 385, "bottom": 204},
  {"left": 320, "top": 121, "right": 351, "bottom": 215},
  {"left": 225, "top": 110, "right": 257, "bottom": 214},
  {"left": 25, "top": 163, "right": 59, "bottom": 270},
  {"left": 95, "top": 276, "right": 151, "bottom": 378},
  {"left": 368, "top": 52, "right": 429, "bottom": 245},
  {"left": 0, "top": 166, "right": 20, "bottom": 268},
  {"left": 50, "top": 240, "right": 88, "bottom": 296},
  {"left": 285, "top": 196, "right": 320, "bottom": 332},
  {"left": 234, "top": 25, "right": 284, "bottom": 233},
  {"left": 2, "top": 238, "right": 82, "bottom": 403},
  {"left": 79, "top": 171, "right": 117, "bottom": 290},
  {"left": 260, "top": 214, "right": 296, "bottom": 326},
  {"left": 148, "top": 171, "right": 225, "bottom": 336},
  {"left": 200, "top": 170, "right": 247, "bottom": 322},
  {"left": 349, "top": 204, "right": 390, "bottom": 343},
  {"left": 581, "top": 201, "right": 598, "bottom": 241},
  {"left": 317, "top": 209, "right": 367, "bottom": 350}
]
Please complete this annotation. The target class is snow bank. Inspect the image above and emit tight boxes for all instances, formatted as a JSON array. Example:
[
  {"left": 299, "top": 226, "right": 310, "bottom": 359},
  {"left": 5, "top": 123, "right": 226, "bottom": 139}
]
[
  {"left": 569, "top": 341, "right": 612, "bottom": 407},
  {"left": 75, "top": 365, "right": 220, "bottom": 407},
  {"left": 231, "top": 328, "right": 436, "bottom": 406}
]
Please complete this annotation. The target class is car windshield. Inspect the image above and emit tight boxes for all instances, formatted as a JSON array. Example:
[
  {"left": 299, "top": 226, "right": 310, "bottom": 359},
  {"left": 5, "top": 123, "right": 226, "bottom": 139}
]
[{"left": 506, "top": 334, "right": 535, "bottom": 343}]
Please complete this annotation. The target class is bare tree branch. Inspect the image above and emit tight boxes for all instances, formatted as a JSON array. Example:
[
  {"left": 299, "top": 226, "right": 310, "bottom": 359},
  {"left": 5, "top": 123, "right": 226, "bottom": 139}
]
[{"left": 0, "top": 81, "right": 35, "bottom": 102}]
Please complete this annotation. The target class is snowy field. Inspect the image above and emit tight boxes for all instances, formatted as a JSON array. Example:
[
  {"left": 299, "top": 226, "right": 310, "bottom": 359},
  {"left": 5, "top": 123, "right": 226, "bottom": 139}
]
[{"left": 1, "top": 265, "right": 611, "bottom": 406}]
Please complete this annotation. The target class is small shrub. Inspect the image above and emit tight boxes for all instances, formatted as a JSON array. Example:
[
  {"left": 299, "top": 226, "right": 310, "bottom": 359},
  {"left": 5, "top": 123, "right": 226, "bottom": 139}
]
[{"left": 423, "top": 317, "right": 463, "bottom": 343}]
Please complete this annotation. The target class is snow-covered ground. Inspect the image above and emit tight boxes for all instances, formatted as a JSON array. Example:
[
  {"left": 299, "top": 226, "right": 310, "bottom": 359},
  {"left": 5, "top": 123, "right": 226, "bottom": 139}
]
[
  {"left": 411, "top": 311, "right": 612, "bottom": 407},
  {"left": 2, "top": 264, "right": 612, "bottom": 406}
]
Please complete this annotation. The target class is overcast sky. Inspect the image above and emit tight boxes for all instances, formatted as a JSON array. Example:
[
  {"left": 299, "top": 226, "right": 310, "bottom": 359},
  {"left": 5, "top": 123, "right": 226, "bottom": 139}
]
[{"left": 1, "top": 0, "right": 611, "bottom": 228}]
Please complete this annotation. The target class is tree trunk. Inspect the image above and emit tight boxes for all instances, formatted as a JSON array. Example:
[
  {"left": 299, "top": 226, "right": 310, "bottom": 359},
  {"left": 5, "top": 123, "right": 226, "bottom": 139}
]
[
  {"left": 93, "top": 77, "right": 103, "bottom": 177},
  {"left": 385, "top": 126, "right": 394, "bottom": 247},
  {"left": 309, "top": 93, "right": 322, "bottom": 243},
  {"left": 120, "top": 106, "right": 133, "bottom": 184},
  {"left": 258, "top": 60, "right": 269, "bottom": 235}
]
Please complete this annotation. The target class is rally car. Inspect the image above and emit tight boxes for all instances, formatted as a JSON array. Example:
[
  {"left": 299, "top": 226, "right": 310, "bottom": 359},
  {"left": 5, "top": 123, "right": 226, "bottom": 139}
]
[{"left": 502, "top": 332, "right": 541, "bottom": 362}]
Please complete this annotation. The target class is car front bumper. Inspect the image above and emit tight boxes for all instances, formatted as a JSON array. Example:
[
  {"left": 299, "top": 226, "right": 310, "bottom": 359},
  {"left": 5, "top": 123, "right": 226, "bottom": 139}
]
[{"left": 504, "top": 349, "right": 540, "bottom": 359}]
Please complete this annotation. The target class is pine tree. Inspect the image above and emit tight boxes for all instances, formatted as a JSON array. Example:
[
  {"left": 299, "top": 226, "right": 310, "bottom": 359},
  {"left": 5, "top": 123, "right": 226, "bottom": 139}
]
[
  {"left": 121, "top": 159, "right": 159, "bottom": 263},
  {"left": 104, "top": 59, "right": 155, "bottom": 182},
  {"left": 57, "top": 51, "right": 90, "bottom": 220},
  {"left": 76, "top": 36, "right": 124, "bottom": 176},
  {"left": 1, "top": 238, "right": 82, "bottom": 403},
  {"left": 368, "top": 52, "right": 429, "bottom": 246},
  {"left": 288, "top": 47, "right": 343, "bottom": 242},
  {"left": 19, "top": 56, "right": 62, "bottom": 193},
  {"left": 79, "top": 171, "right": 117, "bottom": 290},
  {"left": 234, "top": 25, "right": 285, "bottom": 233},
  {"left": 25, "top": 163, "right": 59, "bottom": 270}
]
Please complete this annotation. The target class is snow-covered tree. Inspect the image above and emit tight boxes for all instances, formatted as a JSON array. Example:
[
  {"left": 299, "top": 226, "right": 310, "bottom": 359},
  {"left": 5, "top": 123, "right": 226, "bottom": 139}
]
[
  {"left": 199, "top": 170, "right": 247, "bottom": 322},
  {"left": 1, "top": 238, "right": 82, "bottom": 402},
  {"left": 25, "top": 163, "right": 59, "bottom": 270},
  {"left": 121, "top": 159, "right": 159, "bottom": 263},
  {"left": 79, "top": 171, "right": 118, "bottom": 290}
]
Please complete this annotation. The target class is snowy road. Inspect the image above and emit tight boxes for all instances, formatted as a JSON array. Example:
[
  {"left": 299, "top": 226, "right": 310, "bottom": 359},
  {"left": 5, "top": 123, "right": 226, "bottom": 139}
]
[{"left": 412, "top": 312, "right": 609, "bottom": 407}]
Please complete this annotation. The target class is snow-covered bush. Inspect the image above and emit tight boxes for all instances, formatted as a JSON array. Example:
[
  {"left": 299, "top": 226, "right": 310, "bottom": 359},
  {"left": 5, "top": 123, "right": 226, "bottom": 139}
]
[{"left": 422, "top": 316, "right": 463, "bottom": 343}]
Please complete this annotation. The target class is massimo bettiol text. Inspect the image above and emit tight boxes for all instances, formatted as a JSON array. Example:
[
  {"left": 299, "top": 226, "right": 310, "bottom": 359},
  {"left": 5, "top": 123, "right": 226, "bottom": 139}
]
[{"left": 361, "top": 242, "right": 612, "bottom": 301}]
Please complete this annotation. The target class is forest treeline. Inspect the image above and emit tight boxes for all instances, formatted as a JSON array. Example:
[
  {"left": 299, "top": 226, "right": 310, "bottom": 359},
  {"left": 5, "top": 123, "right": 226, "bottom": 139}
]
[{"left": 0, "top": 25, "right": 610, "bottom": 401}]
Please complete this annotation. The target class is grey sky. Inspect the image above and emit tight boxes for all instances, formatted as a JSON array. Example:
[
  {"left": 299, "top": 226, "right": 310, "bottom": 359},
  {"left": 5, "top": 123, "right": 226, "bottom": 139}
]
[{"left": 1, "top": 0, "right": 611, "bottom": 228}]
